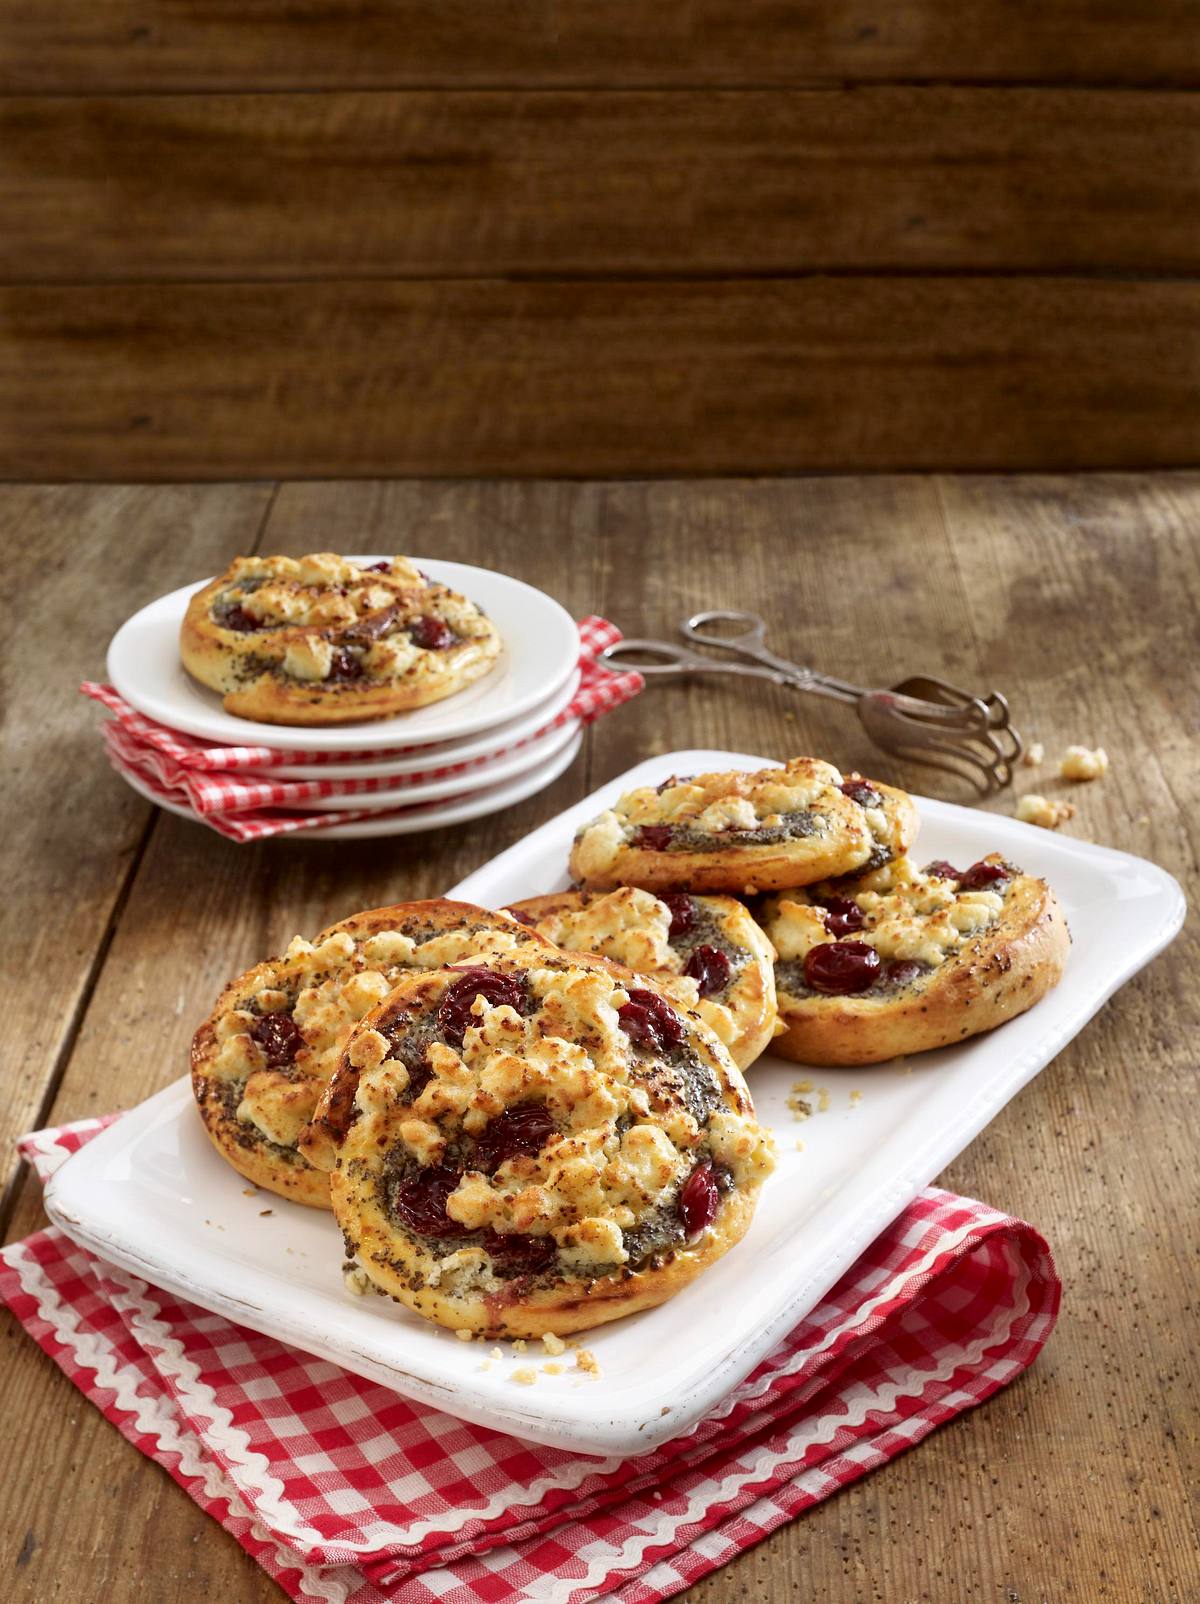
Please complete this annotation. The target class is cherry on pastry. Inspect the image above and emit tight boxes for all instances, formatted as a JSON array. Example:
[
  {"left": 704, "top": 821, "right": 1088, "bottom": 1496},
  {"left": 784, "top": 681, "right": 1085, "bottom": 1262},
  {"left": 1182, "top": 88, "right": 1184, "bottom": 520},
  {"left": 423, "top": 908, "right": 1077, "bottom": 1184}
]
[
  {"left": 822, "top": 897, "right": 865, "bottom": 937},
  {"left": 840, "top": 779, "right": 882, "bottom": 808},
  {"left": 471, "top": 1104, "right": 557, "bottom": 1174},
  {"left": 249, "top": 1011, "right": 303, "bottom": 1067},
  {"left": 328, "top": 648, "right": 364, "bottom": 681},
  {"left": 618, "top": 988, "right": 686, "bottom": 1052},
  {"left": 923, "top": 860, "right": 961, "bottom": 881},
  {"left": 486, "top": 1232, "right": 557, "bottom": 1273},
  {"left": 436, "top": 969, "right": 527, "bottom": 1048},
  {"left": 957, "top": 860, "right": 1009, "bottom": 892},
  {"left": 635, "top": 825, "right": 674, "bottom": 851},
  {"left": 683, "top": 944, "right": 732, "bottom": 997},
  {"left": 364, "top": 560, "right": 392, "bottom": 573},
  {"left": 390, "top": 1164, "right": 472, "bottom": 1239},
  {"left": 220, "top": 604, "right": 264, "bottom": 632},
  {"left": 803, "top": 940, "right": 882, "bottom": 995},
  {"left": 410, "top": 615, "right": 455, "bottom": 650},
  {"left": 678, "top": 1161, "right": 721, "bottom": 1236},
  {"left": 660, "top": 892, "right": 696, "bottom": 939}
]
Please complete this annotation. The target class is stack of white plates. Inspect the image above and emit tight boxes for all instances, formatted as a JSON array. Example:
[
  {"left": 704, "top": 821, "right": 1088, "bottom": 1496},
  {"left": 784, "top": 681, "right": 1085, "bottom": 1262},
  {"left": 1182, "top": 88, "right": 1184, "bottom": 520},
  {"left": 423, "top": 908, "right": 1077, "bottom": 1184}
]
[{"left": 104, "top": 559, "right": 585, "bottom": 839}]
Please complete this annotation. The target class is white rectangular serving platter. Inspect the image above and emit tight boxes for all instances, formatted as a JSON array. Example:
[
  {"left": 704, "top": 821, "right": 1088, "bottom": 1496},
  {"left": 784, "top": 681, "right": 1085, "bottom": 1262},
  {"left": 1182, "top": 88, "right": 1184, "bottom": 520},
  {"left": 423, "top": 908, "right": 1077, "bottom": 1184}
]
[{"left": 45, "top": 750, "right": 1185, "bottom": 1457}]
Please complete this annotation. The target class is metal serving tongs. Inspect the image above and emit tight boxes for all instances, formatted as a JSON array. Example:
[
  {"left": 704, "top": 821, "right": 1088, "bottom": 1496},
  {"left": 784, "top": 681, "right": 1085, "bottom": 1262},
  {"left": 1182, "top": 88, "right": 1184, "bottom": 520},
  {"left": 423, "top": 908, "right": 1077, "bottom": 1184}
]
[{"left": 598, "top": 609, "right": 1023, "bottom": 796}]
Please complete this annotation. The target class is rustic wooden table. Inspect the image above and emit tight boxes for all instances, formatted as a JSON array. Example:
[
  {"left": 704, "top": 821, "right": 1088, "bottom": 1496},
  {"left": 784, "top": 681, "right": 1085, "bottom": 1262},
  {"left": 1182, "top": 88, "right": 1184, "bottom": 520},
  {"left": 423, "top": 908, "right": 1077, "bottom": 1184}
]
[{"left": 2, "top": 475, "right": 1197, "bottom": 1602}]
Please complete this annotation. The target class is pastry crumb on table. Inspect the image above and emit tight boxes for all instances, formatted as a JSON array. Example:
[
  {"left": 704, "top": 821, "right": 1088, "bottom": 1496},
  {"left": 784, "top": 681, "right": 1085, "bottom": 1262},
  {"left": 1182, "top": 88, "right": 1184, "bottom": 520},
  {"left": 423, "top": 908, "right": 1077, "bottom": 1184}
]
[
  {"left": 1059, "top": 745, "right": 1109, "bottom": 781},
  {"left": 1022, "top": 741, "right": 1045, "bottom": 767},
  {"left": 1016, "top": 794, "right": 1078, "bottom": 829}
]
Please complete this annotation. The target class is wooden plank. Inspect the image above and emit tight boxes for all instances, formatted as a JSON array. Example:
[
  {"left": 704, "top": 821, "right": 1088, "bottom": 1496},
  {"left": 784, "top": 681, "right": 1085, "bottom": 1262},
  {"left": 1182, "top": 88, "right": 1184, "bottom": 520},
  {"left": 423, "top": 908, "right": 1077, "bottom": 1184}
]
[
  {"left": 4, "top": 88, "right": 1199, "bottom": 282},
  {"left": 4, "top": 278, "right": 1200, "bottom": 480},
  {"left": 0, "top": 482, "right": 275, "bottom": 1232},
  {"left": 2, "top": 0, "right": 1199, "bottom": 93},
  {"left": 3, "top": 473, "right": 1200, "bottom": 1601}
]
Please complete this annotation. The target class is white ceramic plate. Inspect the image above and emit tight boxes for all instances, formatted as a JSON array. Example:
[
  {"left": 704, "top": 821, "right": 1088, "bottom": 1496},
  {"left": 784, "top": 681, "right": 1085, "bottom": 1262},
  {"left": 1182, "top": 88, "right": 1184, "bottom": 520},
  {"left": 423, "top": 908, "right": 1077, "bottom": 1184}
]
[
  {"left": 107, "top": 558, "right": 578, "bottom": 753},
  {"left": 279, "top": 718, "right": 580, "bottom": 812},
  {"left": 47, "top": 749, "right": 1184, "bottom": 1455},
  {"left": 113, "top": 727, "right": 582, "bottom": 840},
  {"left": 264, "top": 669, "right": 581, "bottom": 780}
]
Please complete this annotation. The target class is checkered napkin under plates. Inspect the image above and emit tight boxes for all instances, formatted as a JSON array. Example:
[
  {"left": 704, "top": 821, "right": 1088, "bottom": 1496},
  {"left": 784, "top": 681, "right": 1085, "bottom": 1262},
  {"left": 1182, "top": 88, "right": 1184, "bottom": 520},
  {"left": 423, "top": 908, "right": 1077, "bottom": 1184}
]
[
  {"left": 81, "top": 617, "right": 643, "bottom": 842},
  {"left": 1, "top": 1116, "right": 1060, "bottom": 1604}
]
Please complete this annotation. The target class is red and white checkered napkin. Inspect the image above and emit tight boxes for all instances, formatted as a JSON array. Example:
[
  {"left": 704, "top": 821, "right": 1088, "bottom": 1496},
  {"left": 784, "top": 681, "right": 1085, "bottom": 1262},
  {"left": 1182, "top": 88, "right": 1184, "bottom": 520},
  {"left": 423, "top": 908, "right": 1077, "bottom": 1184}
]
[
  {"left": 2, "top": 1116, "right": 1060, "bottom": 1604},
  {"left": 81, "top": 618, "right": 643, "bottom": 842}
]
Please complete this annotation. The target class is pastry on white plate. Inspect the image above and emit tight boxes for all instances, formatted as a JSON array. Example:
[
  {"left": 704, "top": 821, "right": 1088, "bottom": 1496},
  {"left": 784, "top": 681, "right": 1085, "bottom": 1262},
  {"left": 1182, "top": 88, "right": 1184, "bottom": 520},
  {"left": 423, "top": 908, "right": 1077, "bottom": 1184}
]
[
  {"left": 180, "top": 553, "right": 501, "bottom": 725},
  {"left": 762, "top": 853, "right": 1069, "bottom": 1066},
  {"left": 191, "top": 900, "right": 551, "bottom": 1207},
  {"left": 569, "top": 758, "right": 918, "bottom": 894},
  {"left": 506, "top": 886, "right": 779, "bottom": 1070},
  {"left": 323, "top": 953, "right": 775, "bottom": 1336}
]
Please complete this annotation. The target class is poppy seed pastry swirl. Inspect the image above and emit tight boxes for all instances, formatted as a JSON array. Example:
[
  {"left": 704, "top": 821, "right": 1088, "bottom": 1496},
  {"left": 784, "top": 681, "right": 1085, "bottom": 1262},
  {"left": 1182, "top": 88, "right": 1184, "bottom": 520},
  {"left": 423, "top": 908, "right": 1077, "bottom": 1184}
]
[
  {"left": 568, "top": 758, "right": 918, "bottom": 894},
  {"left": 190, "top": 900, "right": 554, "bottom": 1207},
  {"left": 763, "top": 852, "right": 1069, "bottom": 1065},
  {"left": 506, "top": 886, "right": 780, "bottom": 1070},
  {"left": 179, "top": 552, "right": 502, "bottom": 726},
  {"left": 326, "top": 953, "right": 776, "bottom": 1336}
]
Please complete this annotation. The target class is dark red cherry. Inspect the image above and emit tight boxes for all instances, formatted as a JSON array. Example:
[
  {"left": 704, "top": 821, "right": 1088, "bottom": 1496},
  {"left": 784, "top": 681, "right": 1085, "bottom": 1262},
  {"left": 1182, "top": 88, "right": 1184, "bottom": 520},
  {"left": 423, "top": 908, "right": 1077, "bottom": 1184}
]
[
  {"left": 249, "top": 1011, "right": 303, "bottom": 1067},
  {"left": 840, "top": 779, "right": 882, "bottom": 808},
  {"left": 885, "top": 959, "right": 925, "bottom": 988},
  {"left": 391, "top": 1165, "right": 471, "bottom": 1239},
  {"left": 404, "top": 1058, "right": 435, "bottom": 1100},
  {"left": 683, "top": 944, "right": 732, "bottom": 998},
  {"left": 958, "top": 860, "right": 1009, "bottom": 892},
  {"left": 635, "top": 824, "right": 674, "bottom": 851},
  {"left": 410, "top": 614, "right": 455, "bottom": 650},
  {"left": 486, "top": 1232, "right": 557, "bottom": 1273},
  {"left": 822, "top": 897, "right": 865, "bottom": 937},
  {"left": 328, "top": 648, "right": 364, "bottom": 681},
  {"left": 471, "top": 1104, "right": 557, "bottom": 1174},
  {"left": 436, "top": 968, "right": 527, "bottom": 1048},
  {"left": 220, "top": 604, "right": 263, "bottom": 632},
  {"left": 364, "top": 560, "right": 391, "bottom": 573},
  {"left": 923, "top": 860, "right": 961, "bottom": 882},
  {"left": 660, "top": 892, "right": 695, "bottom": 940},
  {"left": 504, "top": 907, "right": 537, "bottom": 927},
  {"left": 803, "top": 941, "right": 882, "bottom": 995},
  {"left": 618, "top": 988, "right": 686, "bottom": 1052},
  {"left": 678, "top": 1161, "right": 721, "bottom": 1236}
]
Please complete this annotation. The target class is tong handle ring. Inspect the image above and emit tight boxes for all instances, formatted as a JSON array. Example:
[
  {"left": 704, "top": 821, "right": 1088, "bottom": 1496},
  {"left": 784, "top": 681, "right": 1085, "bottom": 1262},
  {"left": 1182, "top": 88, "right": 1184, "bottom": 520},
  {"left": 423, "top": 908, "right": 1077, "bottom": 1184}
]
[
  {"left": 680, "top": 609, "right": 770, "bottom": 657},
  {"left": 597, "top": 637, "right": 706, "bottom": 676}
]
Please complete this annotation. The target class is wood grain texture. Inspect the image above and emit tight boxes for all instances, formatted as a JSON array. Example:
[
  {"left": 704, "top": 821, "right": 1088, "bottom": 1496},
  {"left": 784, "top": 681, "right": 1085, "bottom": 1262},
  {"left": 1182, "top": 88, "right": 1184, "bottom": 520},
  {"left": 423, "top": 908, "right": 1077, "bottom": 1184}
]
[
  {"left": 0, "top": 481, "right": 274, "bottom": 1232},
  {"left": 4, "top": 88, "right": 1199, "bottom": 282},
  {"left": 4, "top": 278, "right": 1200, "bottom": 479},
  {"left": 2, "top": 0, "right": 1199, "bottom": 93},
  {"left": 2, "top": 473, "right": 1199, "bottom": 1602}
]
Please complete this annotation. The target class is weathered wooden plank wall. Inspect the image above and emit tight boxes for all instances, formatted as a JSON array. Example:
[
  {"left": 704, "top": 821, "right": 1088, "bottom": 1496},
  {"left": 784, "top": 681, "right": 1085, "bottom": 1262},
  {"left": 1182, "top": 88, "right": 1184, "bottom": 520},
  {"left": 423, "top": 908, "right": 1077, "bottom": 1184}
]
[{"left": 1, "top": 4, "right": 1198, "bottom": 476}]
